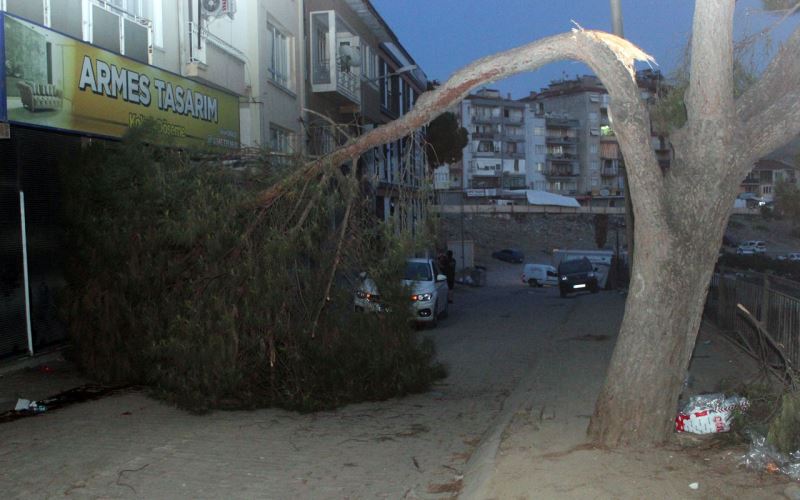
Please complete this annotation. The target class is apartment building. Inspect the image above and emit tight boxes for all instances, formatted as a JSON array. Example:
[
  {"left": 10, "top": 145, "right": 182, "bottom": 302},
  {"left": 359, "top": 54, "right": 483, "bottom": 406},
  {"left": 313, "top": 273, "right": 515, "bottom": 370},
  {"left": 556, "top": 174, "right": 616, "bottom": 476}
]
[
  {"left": 304, "top": 0, "right": 428, "bottom": 223},
  {"left": 523, "top": 110, "right": 581, "bottom": 195},
  {"left": 460, "top": 89, "right": 526, "bottom": 190},
  {"left": 526, "top": 71, "right": 671, "bottom": 204}
]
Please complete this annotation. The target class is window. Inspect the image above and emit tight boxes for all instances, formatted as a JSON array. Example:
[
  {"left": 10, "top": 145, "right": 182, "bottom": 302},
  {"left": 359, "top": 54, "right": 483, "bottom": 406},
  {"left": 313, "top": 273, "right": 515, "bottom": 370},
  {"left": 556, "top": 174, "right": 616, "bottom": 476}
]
[
  {"left": 398, "top": 78, "right": 405, "bottom": 115},
  {"left": 51, "top": 0, "right": 83, "bottom": 38},
  {"left": 536, "top": 162, "right": 544, "bottom": 172},
  {"left": 590, "top": 160, "right": 599, "bottom": 171},
  {"left": 269, "top": 23, "right": 291, "bottom": 88},
  {"left": 92, "top": 5, "right": 121, "bottom": 53},
  {"left": 589, "top": 112, "right": 599, "bottom": 124},
  {"left": 379, "top": 58, "right": 391, "bottom": 109},
  {"left": 151, "top": 0, "right": 164, "bottom": 48},
  {"left": 311, "top": 12, "right": 331, "bottom": 85},
  {"left": 590, "top": 143, "right": 598, "bottom": 154},
  {"left": 6, "top": 0, "right": 45, "bottom": 23},
  {"left": 535, "top": 145, "right": 546, "bottom": 155},
  {"left": 534, "top": 127, "right": 545, "bottom": 136},
  {"left": 269, "top": 125, "right": 294, "bottom": 164},
  {"left": 362, "top": 45, "right": 377, "bottom": 83}
]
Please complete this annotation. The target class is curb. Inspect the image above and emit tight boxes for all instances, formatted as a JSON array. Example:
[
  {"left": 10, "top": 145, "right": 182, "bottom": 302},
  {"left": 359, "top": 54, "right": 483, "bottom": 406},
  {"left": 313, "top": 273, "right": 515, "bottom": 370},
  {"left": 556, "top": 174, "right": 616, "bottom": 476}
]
[
  {"left": 459, "top": 372, "right": 537, "bottom": 500},
  {"left": 0, "top": 349, "right": 65, "bottom": 377}
]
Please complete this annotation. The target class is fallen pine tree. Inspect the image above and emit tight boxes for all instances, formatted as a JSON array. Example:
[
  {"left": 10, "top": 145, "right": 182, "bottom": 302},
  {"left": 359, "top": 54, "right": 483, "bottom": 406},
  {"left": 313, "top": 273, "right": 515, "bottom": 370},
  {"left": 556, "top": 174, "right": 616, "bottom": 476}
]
[{"left": 59, "top": 125, "right": 445, "bottom": 412}]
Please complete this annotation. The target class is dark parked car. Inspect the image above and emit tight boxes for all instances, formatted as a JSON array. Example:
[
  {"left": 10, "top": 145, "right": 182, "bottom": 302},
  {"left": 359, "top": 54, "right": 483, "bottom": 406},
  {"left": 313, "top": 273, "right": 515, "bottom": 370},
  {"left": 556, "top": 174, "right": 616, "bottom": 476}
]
[
  {"left": 491, "top": 248, "right": 524, "bottom": 263},
  {"left": 558, "top": 257, "right": 599, "bottom": 298}
]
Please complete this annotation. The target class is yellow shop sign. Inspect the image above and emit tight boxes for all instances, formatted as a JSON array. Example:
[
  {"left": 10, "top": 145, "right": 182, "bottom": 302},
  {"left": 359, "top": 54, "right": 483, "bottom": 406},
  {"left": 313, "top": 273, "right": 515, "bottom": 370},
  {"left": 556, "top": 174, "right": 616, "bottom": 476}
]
[{"left": 2, "top": 13, "right": 240, "bottom": 148}]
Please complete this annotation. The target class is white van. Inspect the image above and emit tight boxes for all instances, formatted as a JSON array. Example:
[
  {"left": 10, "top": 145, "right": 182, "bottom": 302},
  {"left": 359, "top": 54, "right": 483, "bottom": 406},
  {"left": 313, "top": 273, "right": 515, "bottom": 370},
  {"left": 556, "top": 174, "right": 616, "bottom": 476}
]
[{"left": 521, "top": 263, "right": 558, "bottom": 287}]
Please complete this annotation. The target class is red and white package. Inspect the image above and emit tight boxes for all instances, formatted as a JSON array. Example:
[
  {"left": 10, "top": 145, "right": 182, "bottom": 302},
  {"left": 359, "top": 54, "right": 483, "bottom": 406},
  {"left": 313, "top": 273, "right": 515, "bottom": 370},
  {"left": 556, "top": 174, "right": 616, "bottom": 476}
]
[{"left": 675, "top": 393, "right": 749, "bottom": 434}]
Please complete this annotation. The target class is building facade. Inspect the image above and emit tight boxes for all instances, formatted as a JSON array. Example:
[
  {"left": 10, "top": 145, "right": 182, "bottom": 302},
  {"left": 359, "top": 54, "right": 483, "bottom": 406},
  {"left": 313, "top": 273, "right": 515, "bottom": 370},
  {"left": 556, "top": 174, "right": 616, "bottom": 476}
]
[
  {"left": 523, "top": 71, "right": 670, "bottom": 203},
  {"left": 741, "top": 159, "right": 798, "bottom": 202},
  {"left": 304, "top": 0, "right": 428, "bottom": 224},
  {"left": 459, "top": 89, "right": 526, "bottom": 190},
  {"left": 0, "top": 0, "right": 428, "bottom": 359}
]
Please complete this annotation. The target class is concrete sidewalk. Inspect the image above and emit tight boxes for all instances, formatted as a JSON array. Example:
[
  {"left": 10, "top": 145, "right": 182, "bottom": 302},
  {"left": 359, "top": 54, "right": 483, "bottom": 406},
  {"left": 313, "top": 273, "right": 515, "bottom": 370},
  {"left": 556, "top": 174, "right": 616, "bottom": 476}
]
[{"left": 465, "top": 316, "right": 789, "bottom": 499}]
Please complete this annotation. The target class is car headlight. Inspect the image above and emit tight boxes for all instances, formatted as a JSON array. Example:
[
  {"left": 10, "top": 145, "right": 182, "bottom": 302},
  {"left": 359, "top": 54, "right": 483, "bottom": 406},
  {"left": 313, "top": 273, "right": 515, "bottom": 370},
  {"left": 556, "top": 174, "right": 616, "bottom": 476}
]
[
  {"left": 560, "top": 276, "right": 567, "bottom": 281},
  {"left": 356, "top": 291, "right": 379, "bottom": 302},
  {"left": 411, "top": 293, "right": 433, "bottom": 302},
  {"left": 588, "top": 272, "right": 595, "bottom": 278}
]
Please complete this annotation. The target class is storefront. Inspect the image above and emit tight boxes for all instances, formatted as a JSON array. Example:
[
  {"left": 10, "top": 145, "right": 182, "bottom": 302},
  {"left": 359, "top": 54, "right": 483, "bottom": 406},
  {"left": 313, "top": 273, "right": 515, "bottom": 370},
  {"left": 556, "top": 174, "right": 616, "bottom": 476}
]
[{"left": 0, "top": 12, "right": 240, "bottom": 358}]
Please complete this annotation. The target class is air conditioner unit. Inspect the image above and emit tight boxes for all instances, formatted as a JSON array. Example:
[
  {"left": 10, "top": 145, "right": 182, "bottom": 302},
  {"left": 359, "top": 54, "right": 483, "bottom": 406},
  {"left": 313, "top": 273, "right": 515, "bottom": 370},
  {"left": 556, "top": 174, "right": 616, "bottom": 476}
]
[
  {"left": 201, "top": 0, "right": 222, "bottom": 16},
  {"left": 201, "top": 0, "right": 236, "bottom": 18},
  {"left": 338, "top": 45, "right": 362, "bottom": 67}
]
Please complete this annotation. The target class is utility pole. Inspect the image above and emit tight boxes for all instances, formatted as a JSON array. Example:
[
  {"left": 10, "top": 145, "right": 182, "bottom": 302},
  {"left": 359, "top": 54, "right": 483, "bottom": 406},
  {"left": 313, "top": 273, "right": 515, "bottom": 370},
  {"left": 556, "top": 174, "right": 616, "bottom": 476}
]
[
  {"left": 610, "top": 0, "right": 624, "bottom": 38},
  {"left": 609, "top": 0, "right": 634, "bottom": 278}
]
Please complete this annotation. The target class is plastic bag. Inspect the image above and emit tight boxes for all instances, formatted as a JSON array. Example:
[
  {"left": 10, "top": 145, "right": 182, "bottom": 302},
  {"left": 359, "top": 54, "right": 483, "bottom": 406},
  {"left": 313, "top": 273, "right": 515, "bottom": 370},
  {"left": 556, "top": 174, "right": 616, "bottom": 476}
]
[
  {"left": 741, "top": 432, "right": 800, "bottom": 480},
  {"left": 675, "top": 393, "right": 749, "bottom": 434}
]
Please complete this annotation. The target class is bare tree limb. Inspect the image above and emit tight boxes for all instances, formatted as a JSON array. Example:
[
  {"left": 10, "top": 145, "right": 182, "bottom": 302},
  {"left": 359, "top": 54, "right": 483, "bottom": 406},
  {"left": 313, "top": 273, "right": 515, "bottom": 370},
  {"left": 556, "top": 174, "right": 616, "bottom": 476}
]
[
  {"left": 735, "top": 25, "right": 800, "bottom": 171},
  {"left": 310, "top": 180, "right": 355, "bottom": 338},
  {"left": 257, "top": 29, "right": 661, "bottom": 220},
  {"left": 686, "top": 0, "right": 736, "bottom": 128}
]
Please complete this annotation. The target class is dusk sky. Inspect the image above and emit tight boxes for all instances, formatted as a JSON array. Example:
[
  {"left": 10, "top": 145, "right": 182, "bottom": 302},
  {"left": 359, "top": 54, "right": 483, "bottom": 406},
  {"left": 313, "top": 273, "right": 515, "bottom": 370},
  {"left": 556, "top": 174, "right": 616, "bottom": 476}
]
[{"left": 371, "top": 0, "right": 799, "bottom": 98}]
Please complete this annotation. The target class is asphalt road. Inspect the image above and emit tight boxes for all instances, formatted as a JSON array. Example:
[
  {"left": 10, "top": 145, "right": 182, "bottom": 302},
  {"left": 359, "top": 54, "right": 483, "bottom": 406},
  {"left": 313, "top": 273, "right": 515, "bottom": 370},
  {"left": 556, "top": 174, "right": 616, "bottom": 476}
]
[{"left": 0, "top": 263, "right": 625, "bottom": 499}]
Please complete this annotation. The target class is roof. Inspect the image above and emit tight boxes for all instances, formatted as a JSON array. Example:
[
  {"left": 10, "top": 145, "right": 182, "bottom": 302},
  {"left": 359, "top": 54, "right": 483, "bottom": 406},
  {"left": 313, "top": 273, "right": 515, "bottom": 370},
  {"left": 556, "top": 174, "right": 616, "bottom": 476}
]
[
  {"left": 526, "top": 190, "right": 581, "bottom": 208},
  {"left": 753, "top": 159, "right": 796, "bottom": 171},
  {"left": 344, "top": 0, "right": 427, "bottom": 88}
]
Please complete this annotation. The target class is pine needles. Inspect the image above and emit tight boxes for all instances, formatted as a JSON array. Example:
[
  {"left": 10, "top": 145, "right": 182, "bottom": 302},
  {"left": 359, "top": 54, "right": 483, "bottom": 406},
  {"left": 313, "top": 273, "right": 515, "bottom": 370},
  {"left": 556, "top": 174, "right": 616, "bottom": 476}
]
[{"left": 60, "top": 125, "right": 445, "bottom": 412}]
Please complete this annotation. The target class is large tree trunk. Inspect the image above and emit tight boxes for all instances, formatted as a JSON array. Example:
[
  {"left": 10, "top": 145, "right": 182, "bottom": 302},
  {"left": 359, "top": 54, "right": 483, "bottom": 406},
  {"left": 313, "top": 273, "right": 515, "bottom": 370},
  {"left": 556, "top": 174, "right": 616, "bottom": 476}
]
[
  {"left": 588, "top": 193, "right": 730, "bottom": 445},
  {"left": 258, "top": 0, "right": 800, "bottom": 447}
]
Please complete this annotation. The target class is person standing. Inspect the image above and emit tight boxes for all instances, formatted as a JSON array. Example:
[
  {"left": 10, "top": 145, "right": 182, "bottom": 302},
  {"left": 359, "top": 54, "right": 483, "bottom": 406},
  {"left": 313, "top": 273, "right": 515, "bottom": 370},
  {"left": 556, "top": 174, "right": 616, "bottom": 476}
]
[{"left": 444, "top": 250, "right": 456, "bottom": 303}]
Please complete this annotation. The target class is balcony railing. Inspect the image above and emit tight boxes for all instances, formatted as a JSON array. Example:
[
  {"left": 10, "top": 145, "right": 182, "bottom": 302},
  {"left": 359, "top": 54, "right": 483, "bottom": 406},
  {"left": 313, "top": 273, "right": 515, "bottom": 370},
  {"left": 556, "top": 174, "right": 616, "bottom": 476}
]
[
  {"left": 600, "top": 167, "right": 619, "bottom": 177},
  {"left": 471, "top": 115, "right": 502, "bottom": 124},
  {"left": 337, "top": 65, "right": 360, "bottom": 102},
  {"left": 545, "top": 135, "right": 577, "bottom": 144},
  {"left": 546, "top": 153, "right": 578, "bottom": 162},
  {"left": 544, "top": 167, "right": 579, "bottom": 177}
]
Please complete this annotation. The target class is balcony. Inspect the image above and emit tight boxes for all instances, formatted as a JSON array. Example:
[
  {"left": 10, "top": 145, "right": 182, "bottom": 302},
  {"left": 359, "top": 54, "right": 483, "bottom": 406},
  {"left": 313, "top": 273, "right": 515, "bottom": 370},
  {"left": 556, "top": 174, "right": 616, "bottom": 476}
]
[
  {"left": 310, "top": 11, "right": 362, "bottom": 107},
  {"left": 546, "top": 153, "right": 578, "bottom": 162},
  {"left": 600, "top": 166, "right": 619, "bottom": 177},
  {"left": 545, "top": 135, "right": 577, "bottom": 145},
  {"left": 471, "top": 114, "right": 502, "bottom": 124},
  {"left": 544, "top": 166, "right": 579, "bottom": 178}
]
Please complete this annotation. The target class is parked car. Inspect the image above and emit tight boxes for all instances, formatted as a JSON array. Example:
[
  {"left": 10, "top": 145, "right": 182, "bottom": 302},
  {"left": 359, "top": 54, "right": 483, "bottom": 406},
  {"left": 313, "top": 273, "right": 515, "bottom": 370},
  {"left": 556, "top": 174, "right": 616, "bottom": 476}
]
[
  {"left": 738, "top": 192, "right": 765, "bottom": 208},
  {"left": 492, "top": 248, "right": 524, "bottom": 263},
  {"left": 787, "top": 253, "right": 800, "bottom": 261},
  {"left": 521, "top": 263, "right": 558, "bottom": 287},
  {"left": 354, "top": 258, "right": 449, "bottom": 327},
  {"left": 354, "top": 273, "right": 382, "bottom": 313},
  {"left": 558, "top": 257, "right": 599, "bottom": 298},
  {"left": 737, "top": 240, "right": 766, "bottom": 254}
]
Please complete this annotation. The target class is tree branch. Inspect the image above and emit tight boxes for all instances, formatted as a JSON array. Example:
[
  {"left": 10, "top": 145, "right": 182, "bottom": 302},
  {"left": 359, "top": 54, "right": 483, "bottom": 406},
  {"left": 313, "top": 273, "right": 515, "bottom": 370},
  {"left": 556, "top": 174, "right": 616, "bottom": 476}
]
[
  {"left": 686, "top": 0, "right": 736, "bottom": 127},
  {"left": 735, "top": 25, "right": 800, "bottom": 172},
  {"left": 257, "top": 29, "right": 663, "bottom": 221}
]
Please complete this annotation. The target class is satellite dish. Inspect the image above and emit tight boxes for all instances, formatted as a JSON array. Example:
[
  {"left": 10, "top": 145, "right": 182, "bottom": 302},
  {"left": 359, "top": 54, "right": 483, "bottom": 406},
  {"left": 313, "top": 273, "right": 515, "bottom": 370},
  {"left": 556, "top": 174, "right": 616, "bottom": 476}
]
[
  {"left": 338, "top": 45, "right": 362, "bottom": 67},
  {"left": 600, "top": 188, "right": 610, "bottom": 196}
]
